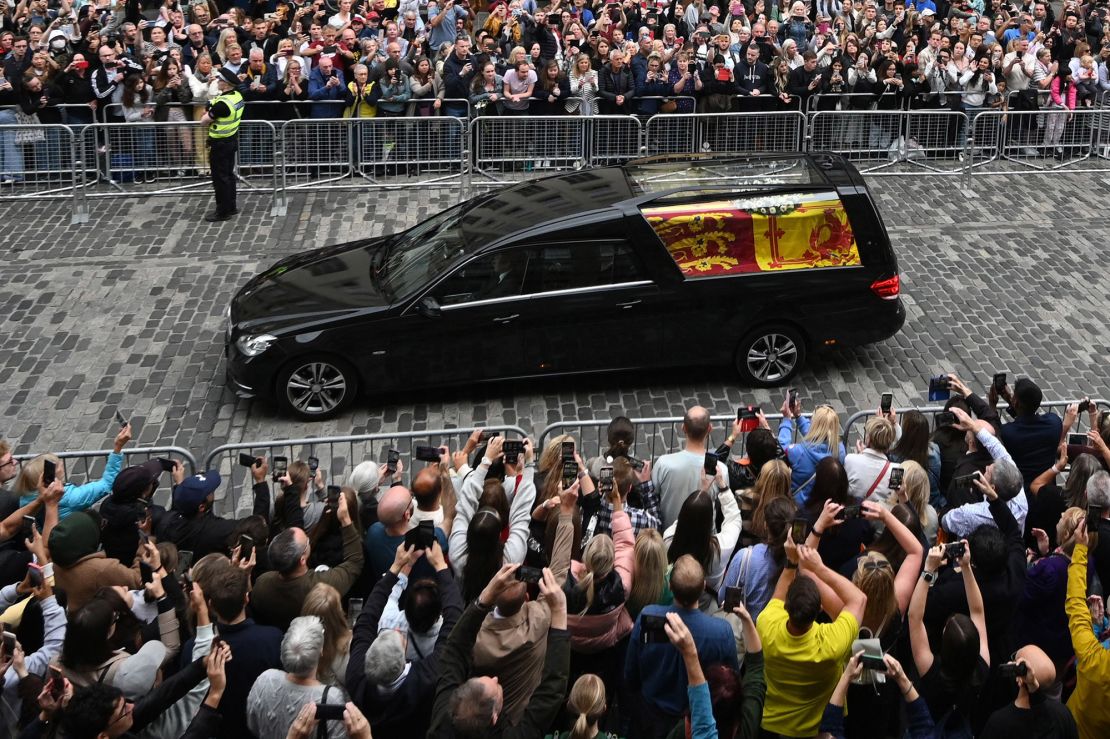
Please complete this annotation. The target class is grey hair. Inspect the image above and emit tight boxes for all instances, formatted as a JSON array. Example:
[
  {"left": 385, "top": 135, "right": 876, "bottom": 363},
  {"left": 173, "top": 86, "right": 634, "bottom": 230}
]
[
  {"left": 348, "top": 461, "right": 382, "bottom": 497},
  {"left": 991, "top": 458, "right": 1023, "bottom": 502},
  {"left": 609, "top": 49, "right": 623, "bottom": 61},
  {"left": 450, "top": 677, "right": 499, "bottom": 733},
  {"left": 281, "top": 616, "right": 325, "bottom": 678},
  {"left": 1087, "top": 471, "right": 1110, "bottom": 509},
  {"left": 268, "top": 527, "right": 308, "bottom": 575},
  {"left": 364, "top": 629, "right": 406, "bottom": 685}
]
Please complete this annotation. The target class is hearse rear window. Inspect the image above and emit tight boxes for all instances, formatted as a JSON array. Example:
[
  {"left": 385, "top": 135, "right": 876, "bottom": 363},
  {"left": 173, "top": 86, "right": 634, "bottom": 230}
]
[{"left": 641, "top": 192, "right": 862, "bottom": 278}]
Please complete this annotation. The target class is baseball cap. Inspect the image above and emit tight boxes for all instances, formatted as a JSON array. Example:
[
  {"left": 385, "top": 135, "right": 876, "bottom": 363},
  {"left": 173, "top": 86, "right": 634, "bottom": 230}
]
[
  {"left": 352, "top": 14, "right": 365, "bottom": 23},
  {"left": 172, "top": 470, "right": 221, "bottom": 516},
  {"left": 367, "top": 10, "right": 381, "bottom": 20},
  {"left": 111, "top": 459, "right": 164, "bottom": 503},
  {"left": 920, "top": 7, "right": 935, "bottom": 15},
  {"left": 113, "top": 641, "right": 168, "bottom": 700}
]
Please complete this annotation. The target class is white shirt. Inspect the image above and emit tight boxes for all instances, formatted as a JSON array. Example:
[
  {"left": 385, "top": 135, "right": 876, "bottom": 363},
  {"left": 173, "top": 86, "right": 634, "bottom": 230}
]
[
  {"left": 844, "top": 447, "right": 897, "bottom": 503},
  {"left": 941, "top": 428, "right": 1028, "bottom": 537}
]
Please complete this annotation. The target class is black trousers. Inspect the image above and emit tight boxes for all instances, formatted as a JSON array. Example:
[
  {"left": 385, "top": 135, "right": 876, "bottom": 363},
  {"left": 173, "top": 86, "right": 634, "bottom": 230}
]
[{"left": 208, "top": 136, "right": 238, "bottom": 215}]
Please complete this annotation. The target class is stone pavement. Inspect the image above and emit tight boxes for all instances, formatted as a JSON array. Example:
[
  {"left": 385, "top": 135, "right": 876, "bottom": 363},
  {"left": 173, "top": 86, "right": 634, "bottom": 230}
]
[{"left": 1, "top": 172, "right": 1108, "bottom": 464}]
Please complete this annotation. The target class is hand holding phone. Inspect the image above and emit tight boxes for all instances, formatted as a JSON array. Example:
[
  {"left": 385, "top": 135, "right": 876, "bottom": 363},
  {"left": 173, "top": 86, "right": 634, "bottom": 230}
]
[{"left": 272, "top": 456, "right": 288, "bottom": 482}]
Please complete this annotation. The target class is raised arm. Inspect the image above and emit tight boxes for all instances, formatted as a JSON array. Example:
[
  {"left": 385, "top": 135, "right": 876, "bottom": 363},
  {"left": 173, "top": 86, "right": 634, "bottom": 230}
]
[
  {"left": 909, "top": 545, "right": 943, "bottom": 676},
  {"left": 1065, "top": 528, "right": 1110, "bottom": 676},
  {"left": 503, "top": 466, "right": 538, "bottom": 564},
  {"left": 864, "top": 501, "right": 924, "bottom": 614},
  {"left": 955, "top": 540, "right": 990, "bottom": 665},
  {"left": 797, "top": 544, "right": 867, "bottom": 624}
]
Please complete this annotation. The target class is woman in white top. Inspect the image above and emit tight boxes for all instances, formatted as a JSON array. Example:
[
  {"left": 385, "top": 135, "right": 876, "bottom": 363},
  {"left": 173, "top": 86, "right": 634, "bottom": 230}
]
[
  {"left": 663, "top": 484, "right": 743, "bottom": 593},
  {"left": 270, "top": 38, "right": 308, "bottom": 82},
  {"left": 329, "top": 0, "right": 354, "bottom": 29},
  {"left": 568, "top": 53, "right": 599, "bottom": 115},
  {"left": 186, "top": 53, "right": 220, "bottom": 172}
]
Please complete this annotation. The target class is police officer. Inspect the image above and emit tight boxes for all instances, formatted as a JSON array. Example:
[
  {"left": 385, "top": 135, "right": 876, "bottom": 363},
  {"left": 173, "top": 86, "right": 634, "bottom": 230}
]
[{"left": 200, "top": 68, "right": 245, "bottom": 222}]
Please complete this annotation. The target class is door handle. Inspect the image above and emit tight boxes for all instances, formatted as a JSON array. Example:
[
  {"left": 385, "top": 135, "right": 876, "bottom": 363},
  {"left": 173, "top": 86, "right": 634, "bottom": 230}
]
[
  {"left": 615, "top": 300, "right": 641, "bottom": 309},
  {"left": 493, "top": 313, "right": 520, "bottom": 324}
]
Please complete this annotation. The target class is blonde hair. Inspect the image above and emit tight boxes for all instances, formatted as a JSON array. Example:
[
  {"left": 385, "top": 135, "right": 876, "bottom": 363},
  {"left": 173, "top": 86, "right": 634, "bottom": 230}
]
[
  {"left": 804, "top": 406, "right": 842, "bottom": 453},
  {"left": 507, "top": 45, "right": 527, "bottom": 66},
  {"left": 627, "top": 529, "right": 666, "bottom": 617},
  {"left": 1058, "top": 507, "right": 1085, "bottom": 554},
  {"left": 300, "top": 583, "right": 351, "bottom": 684},
  {"left": 1081, "top": 54, "right": 1095, "bottom": 68},
  {"left": 572, "top": 52, "right": 592, "bottom": 75},
  {"left": 576, "top": 534, "right": 615, "bottom": 615},
  {"left": 853, "top": 551, "right": 896, "bottom": 634},
  {"left": 864, "top": 417, "right": 896, "bottom": 453},
  {"left": 899, "top": 460, "right": 930, "bottom": 529},
  {"left": 14, "top": 453, "right": 62, "bottom": 496},
  {"left": 215, "top": 28, "right": 238, "bottom": 60},
  {"left": 750, "top": 460, "right": 792, "bottom": 539},
  {"left": 567, "top": 674, "right": 607, "bottom": 739}
]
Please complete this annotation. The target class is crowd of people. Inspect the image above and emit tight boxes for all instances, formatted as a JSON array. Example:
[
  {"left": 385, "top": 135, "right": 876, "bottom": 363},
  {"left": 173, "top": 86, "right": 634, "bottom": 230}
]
[
  {"left": 4, "top": 0, "right": 1110, "bottom": 180},
  {"left": 0, "top": 372, "right": 1108, "bottom": 738}
]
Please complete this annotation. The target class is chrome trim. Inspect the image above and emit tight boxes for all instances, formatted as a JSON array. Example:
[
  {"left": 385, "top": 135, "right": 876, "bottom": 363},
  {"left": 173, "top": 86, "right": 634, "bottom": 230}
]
[{"left": 439, "top": 281, "right": 654, "bottom": 312}]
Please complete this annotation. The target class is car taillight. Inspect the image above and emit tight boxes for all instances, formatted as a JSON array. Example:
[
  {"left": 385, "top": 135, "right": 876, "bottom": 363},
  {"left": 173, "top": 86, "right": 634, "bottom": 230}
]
[{"left": 870, "top": 274, "right": 900, "bottom": 300}]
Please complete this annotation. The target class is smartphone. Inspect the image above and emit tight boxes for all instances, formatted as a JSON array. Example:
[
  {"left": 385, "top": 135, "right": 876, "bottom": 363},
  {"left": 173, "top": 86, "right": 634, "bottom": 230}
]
[
  {"left": 21, "top": 515, "right": 35, "bottom": 542},
  {"left": 479, "top": 430, "right": 500, "bottom": 442},
  {"left": 157, "top": 457, "right": 175, "bottom": 473},
  {"left": 703, "top": 452, "right": 718, "bottom": 476},
  {"left": 181, "top": 570, "right": 193, "bottom": 592},
  {"left": 1088, "top": 505, "right": 1103, "bottom": 533},
  {"left": 953, "top": 472, "right": 981, "bottom": 491},
  {"left": 625, "top": 454, "right": 646, "bottom": 472},
  {"left": 315, "top": 703, "right": 346, "bottom": 721},
  {"left": 599, "top": 466, "right": 614, "bottom": 495},
  {"left": 880, "top": 392, "right": 893, "bottom": 414},
  {"left": 1078, "top": 398, "right": 1092, "bottom": 414},
  {"left": 239, "top": 452, "right": 259, "bottom": 468},
  {"left": 1, "top": 632, "right": 15, "bottom": 655},
  {"left": 27, "top": 562, "right": 43, "bottom": 587},
  {"left": 935, "top": 410, "right": 956, "bottom": 428},
  {"left": 788, "top": 388, "right": 799, "bottom": 408},
  {"left": 722, "top": 585, "right": 743, "bottom": 612},
  {"left": 1069, "top": 433, "right": 1089, "bottom": 446},
  {"left": 238, "top": 534, "right": 254, "bottom": 561},
  {"left": 515, "top": 565, "right": 544, "bottom": 583},
  {"left": 945, "top": 541, "right": 966, "bottom": 560},
  {"left": 42, "top": 459, "right": 56, "bottom": 487},
  {"left": 178, "top": 549, "right": 194, "bottom": 571},
  {"left": 993, "top": 372, "right": 1007, "bottom": 392},
  {"left": 414, "top": 445, "right": 441, "bottom": 463},
  {"left": 404, "top": 519, "right": 435, "bottom": 550},
  {"left": 888, "top": 466, "right": 904, "bottom": 490},
  {"left": 790, "top": 518, "right": 808, "bottom": 544},
  {"left": 640, "top": 613, "right": 669, "bottom": 644},
  {"left": 272, "top": 456, "right": 288, "bottom": 482},
  {"left": 307, "top": 456, "right": 319, "bottom": 475},
  {"left": 385, "top": 449, "right": 400, "bottom": 476},
  {"left": 347, "top": 597, "right": 364, "bottom": 626},
  {"left": 561, "top": 440, "right": 575, "bottom": 460},
  {"left": 928, "top": 375, "right": 951, "bottom": 402},
  {"left": 562, "top": 460, "right": 579, "bottom": 489},
  {"left": 738, "top": 405, "right": 759, "bottom": 433},
  {"left": 860, "top": 654, "right": 888, "bottom": 672},
  {"left": 136, "top": 526, "right": 150, "bottom": 546},
  {"left": 502, "top": 440, "right": 524, "bottom": 465},
  {"left": 114, "top": 409, "right": 129, "bottom": 427},
  {"left": 326, "top": 485, "right": 341, "bottom": 506},
  {"left": 837, "top": 504, "right": 861, "bottom": 521},
  {"left": 999, "top": 661, "right": 1028, "bottom": 679},
  {"left": 48, "top": 665, "right": 64, "bottom": 699}
]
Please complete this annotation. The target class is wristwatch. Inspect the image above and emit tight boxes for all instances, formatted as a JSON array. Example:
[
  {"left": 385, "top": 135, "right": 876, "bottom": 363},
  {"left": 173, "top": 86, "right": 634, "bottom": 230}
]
[{"left": 921, "top": 570, "right": 938, "bottom": 587}]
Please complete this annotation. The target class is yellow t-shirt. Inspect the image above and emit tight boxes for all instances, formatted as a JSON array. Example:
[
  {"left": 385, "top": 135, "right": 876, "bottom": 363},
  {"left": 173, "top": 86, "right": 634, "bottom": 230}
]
[{"left": 757, "top": 598, "right": 859, "bottom": 737}]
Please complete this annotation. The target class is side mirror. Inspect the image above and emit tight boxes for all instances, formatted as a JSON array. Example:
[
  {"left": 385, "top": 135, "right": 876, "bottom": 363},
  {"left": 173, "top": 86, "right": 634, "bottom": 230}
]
[{"left": 418, "top": 296, "right": 441, "bottom": 317}]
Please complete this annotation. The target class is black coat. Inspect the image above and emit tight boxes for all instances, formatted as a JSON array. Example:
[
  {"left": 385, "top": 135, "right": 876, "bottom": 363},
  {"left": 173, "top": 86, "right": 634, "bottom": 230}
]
[{"left": 154, "top": 481, "right": 270, "bottom": 561}]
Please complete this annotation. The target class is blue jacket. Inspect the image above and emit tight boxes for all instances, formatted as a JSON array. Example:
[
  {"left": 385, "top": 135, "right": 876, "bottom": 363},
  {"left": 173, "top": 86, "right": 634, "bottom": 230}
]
[
  {"left": 625, "top": 604, "right": 740, "bottom": 715},
  {"left": 778, "top": 417, "right": 846, "bottom": 506},
  {"left": 307, "top": 66, "right": 346, "bottom": 118},
  {"left": 20, "top": 451, "right": 123, "bottom": 520}
]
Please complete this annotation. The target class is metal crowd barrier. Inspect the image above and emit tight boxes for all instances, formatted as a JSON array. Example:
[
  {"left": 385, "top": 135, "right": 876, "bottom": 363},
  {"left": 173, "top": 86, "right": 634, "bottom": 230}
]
[
  {"left": 12, "top": 447, "right": 197, "bottom": 508},
  {"left": 840, "top": 399, "right": 1110, "bottom": 448},
  {"left": 202, "top": 426, "right": 529, "bottom": 515},
  {"left": 536, "top": 413, "right": 806, "bottom": 463},
  {"left": 8, "top": 101, "right": 1110, "bottom": 220}
]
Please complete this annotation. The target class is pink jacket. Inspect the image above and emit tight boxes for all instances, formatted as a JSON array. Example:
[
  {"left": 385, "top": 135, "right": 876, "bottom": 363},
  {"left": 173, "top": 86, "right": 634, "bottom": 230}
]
[
  {"left": 556, "top": 510, "right": 636, "bottom": 653},
  {"left": 1051, "top": 77, "right": 1077, "bottom": 109}
]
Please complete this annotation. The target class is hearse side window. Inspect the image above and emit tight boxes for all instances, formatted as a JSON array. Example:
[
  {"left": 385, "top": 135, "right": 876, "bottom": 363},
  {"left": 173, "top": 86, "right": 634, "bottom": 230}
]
[
  {"left": 521, "top": 241, "right": 646, "bottom": 296},
  {"left": 433, "top": 251, "right": 532, "bottom": 306}
]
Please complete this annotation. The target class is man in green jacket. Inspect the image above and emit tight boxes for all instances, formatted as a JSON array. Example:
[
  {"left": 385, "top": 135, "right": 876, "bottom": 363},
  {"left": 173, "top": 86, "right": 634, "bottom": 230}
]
[{"left": 428, "top": 563, "right": 570, "bottom": 739}]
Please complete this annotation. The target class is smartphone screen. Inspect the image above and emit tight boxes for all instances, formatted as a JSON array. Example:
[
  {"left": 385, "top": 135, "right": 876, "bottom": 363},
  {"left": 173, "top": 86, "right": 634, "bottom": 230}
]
[
  {"left": 561, "top": 440, "right": 575, "bottom": 459},
  {"left": 1089, "top": 506, "right": 1103, "bottom": 533},
  {"left": 993, "top": 372, "right": 1006, "bottom": 392},
  {"left": 1069, "top": 433, "right": 1088, "bottom": 446},
  {"left": 888, "top": 466, "right": 904, "bottom": 490},
  {"left": 703, "top": 452, "right": 717, "bottom": 476},
  {"left": 722, "top": 585, "right": 743, "bottom": 612},
  {"left": 386, "top": 449, "right": 400, "bottom": 474},
  {"left": 347, "top": 597, "right": 364, "bottom": 626},
  {"left": 178, "top": 549, "right": 194, "bottom": 571},
  {"left": 790, "top": 518, "right": 808, "bottom": 543},
  {"left": 308, "top": 456, "right": 319, "bottom": 474},
  {"left": 561, "top": 460, "right": 578, "bottom": 489},
  {"left": 42, "top": 459, "right": 56, "bottom": 486},
  {"left": 880, "top": 392, "right": 893, "bottom": 413},
  {"left": 238, "top": 535, "right": 254, "bottom": 561}
]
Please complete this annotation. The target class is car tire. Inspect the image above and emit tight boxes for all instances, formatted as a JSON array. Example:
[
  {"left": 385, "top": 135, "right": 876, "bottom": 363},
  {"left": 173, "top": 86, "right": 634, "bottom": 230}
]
[
  {"left": 735, "top": 325, "right": 807, "bottom": 387},
  {"left": 275, "top": 356, "right": 359, "bottom": 420}
]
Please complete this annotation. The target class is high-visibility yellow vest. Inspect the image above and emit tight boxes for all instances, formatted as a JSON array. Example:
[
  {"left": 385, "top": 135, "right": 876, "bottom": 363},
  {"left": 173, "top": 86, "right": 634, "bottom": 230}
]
[{"left": 208, "top": 90, "right": 244, "bottom": 139}]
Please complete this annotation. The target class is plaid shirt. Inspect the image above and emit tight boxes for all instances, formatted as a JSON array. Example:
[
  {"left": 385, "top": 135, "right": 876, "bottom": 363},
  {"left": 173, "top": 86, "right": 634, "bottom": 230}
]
[{"left": 594, "top": 480, "right": 662, "bottom": 539}]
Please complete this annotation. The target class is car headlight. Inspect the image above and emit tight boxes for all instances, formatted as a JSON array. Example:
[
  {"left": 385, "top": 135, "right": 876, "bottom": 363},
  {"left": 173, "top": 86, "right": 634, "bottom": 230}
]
[{"left": 236, "top": 334, "right": 277, "bottom": 357}]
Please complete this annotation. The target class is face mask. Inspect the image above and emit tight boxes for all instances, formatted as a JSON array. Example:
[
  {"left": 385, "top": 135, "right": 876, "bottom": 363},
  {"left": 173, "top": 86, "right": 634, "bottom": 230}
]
[{"left": 51, "top": 39, "right": 67, "bottom": 50}]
